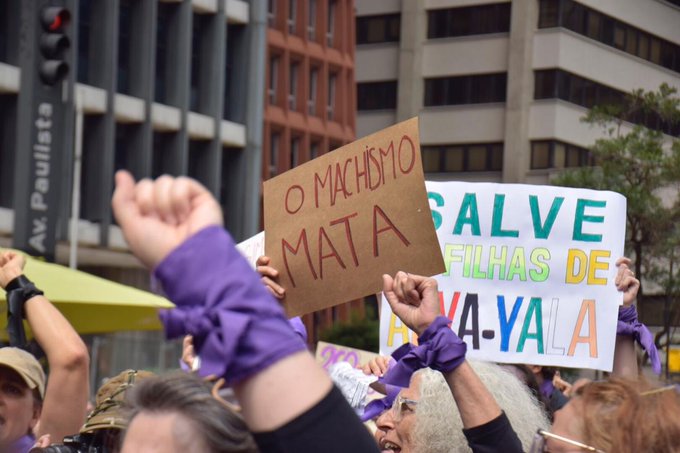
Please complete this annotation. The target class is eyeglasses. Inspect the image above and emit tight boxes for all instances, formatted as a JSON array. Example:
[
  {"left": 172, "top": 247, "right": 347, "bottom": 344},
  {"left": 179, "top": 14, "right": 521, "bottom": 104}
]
[
  {"left": 390, "top": 395, "right": 418, "bottom": 421},
  {"left": 529, "top": 429, "right": 606, "bottom": 453}
]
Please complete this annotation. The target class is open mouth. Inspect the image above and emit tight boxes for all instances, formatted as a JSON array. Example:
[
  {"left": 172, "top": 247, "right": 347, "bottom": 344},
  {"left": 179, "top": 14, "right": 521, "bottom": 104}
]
[{"left": 380, "top": 440, "right": 401, "bottom": 452}]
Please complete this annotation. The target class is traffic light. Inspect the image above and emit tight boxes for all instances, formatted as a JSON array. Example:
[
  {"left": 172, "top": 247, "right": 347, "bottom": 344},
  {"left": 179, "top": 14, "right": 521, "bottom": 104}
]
[{"left": 38, "top": 6, "right": 71, "bottom": 85}]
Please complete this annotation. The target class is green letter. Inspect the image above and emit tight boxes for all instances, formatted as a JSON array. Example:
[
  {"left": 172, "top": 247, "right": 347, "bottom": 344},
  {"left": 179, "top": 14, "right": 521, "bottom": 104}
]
[
  {"left": 491, "top": 194, "right": 519, "bottom": 238},
  {"left": 517, "top": 297, "right": 544, "bottom": 354},
  {"left": 573, "top": 199, "right": 606, "bottom": 242},
  {"left": 453, "top": 193, "right": 481, "bottom": 236},
  {"left": 428, "top": 191, "right": 444, "bottom": 230},
  {"left": 530, "top": 195, "right": 563, "bottom": 239}
]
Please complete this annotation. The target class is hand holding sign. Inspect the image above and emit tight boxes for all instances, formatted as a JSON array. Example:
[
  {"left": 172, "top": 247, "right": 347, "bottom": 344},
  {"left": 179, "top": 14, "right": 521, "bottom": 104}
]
[
  {"left": 614, "top": 257, "right": 639, "bottom": 307},
  {"left": 382, "top": 271, "right": 440, "bottom": 337}
]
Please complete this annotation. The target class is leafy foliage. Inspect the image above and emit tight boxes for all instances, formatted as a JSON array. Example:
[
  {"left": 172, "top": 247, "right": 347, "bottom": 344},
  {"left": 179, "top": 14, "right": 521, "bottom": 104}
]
[{"left": 551, "top": 84, "right": 680, "bottom": 369}]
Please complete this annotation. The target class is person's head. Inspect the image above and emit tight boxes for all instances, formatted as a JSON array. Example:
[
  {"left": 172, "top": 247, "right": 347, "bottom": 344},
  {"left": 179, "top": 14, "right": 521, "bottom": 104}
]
[
  {"left": 547, "top": 378, "right": 680, "bottom": 453},
  {"left": 375, "top": 368, "right": 453, "bottom": 453},
  {"left": 121, "top": 372, "right": 257, "bottom": 453},
  {"left": 374, "top": 362, "right": 550, "bottom": 453},
  {"left": 0, "top": 347, "right": 45, "bottom": 448}
]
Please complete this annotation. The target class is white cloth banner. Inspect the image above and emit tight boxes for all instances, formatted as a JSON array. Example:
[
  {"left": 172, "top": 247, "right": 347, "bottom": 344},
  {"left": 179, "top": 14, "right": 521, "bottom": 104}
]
[{"left": 380, "top": 182, "right": 626, "bottom": 371}]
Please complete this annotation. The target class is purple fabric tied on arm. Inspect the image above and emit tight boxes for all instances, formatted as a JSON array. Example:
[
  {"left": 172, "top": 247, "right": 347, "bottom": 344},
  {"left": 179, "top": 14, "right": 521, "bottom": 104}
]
[
  {"left": 360, "top": 316, "right": 466, "bottom": 421},
  {"left": 618, "top": 305, "right": 661, "bottom": 375},
  {"left": 288, "top": 316, "right": 308, "bottom": 342},
  {"left": 380, "top": 316, "right": 467, "bottom": 388},
  {"left": 156, "top": 226, "right": 307, "bottom": 384}
]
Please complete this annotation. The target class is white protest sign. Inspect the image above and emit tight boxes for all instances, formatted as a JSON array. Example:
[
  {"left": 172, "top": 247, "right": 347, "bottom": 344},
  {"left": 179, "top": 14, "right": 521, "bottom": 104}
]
[
  {"left": 380, "top": 182, "right": 626, "bottom": 371},
  {"left": 236, "top": 231, "right": 265, "bottom": 269}
]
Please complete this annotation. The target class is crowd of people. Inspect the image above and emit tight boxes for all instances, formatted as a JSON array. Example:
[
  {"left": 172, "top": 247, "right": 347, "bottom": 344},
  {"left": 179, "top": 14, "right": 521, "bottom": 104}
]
[{"left": 0, "top": 170, "right": 679, "bottom": 452}]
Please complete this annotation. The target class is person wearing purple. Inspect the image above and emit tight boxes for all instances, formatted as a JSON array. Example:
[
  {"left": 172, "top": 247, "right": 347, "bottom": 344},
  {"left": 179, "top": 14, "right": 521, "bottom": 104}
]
[{"left": 111, "top": 171, "right": 378, "bottom": 452}]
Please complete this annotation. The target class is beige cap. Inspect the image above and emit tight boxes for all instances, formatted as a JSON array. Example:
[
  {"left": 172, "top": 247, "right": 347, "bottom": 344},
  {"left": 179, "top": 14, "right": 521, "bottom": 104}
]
[
  {"left": 0, "top": 347, "right": 46, "bottom": 399},
  {"left": 81, "top": 369, "right": 155, "bottom": 432}
]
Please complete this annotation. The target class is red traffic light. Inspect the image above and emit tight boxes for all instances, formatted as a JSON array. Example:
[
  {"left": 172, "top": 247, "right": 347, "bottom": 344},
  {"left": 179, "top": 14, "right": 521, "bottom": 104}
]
[{"left": 40, "top": 7, "right": 71, "bottom": 32}]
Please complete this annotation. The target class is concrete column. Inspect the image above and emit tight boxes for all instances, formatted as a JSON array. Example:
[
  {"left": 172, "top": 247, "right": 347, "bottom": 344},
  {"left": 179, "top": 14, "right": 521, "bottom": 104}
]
[
  {"left": 501, "top": 0, "right": 538, "bottom": 183},
  {"left": 396, "top": 0, "right": 426, "bottom": 121}
]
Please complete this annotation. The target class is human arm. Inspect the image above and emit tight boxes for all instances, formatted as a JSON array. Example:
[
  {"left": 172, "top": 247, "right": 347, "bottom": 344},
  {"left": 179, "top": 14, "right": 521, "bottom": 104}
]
[
  {"left": 382, "top": 272, "right": 502, "bottom": 428},
  {"left": 612, "top": 257, "right": 640, "bottom": 377},
  {"left": 0, "top": 252, "right": 89, "bottom": 443},
  {"left": 111, "top": 172, "right": 373, "bottom": 445}
]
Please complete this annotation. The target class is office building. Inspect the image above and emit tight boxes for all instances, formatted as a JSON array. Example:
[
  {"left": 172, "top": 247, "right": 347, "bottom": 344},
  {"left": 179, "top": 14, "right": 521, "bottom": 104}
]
[{"left": 355, "top": 0, "right": 680, "bottom": 185}]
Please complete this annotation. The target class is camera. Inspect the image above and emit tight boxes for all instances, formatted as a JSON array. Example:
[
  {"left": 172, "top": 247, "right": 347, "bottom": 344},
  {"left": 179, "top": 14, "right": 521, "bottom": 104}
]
[{"left": 30, "top": 430, "right": 120, "bottom": 453}]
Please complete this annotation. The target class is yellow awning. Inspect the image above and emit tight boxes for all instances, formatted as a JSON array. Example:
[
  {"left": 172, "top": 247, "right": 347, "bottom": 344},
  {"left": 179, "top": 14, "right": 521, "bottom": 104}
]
[{"left": 0, "top": 250, "right": 174, "bottom": 337}]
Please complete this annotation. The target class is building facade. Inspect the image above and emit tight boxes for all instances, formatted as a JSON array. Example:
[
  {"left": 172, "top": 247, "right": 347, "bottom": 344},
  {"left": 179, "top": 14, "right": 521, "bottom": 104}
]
[
  {"left": 0, "top": 0, "right": 266, "bottom": 386},
  {"left": 355, "top": 0, "right": 680, "bottom": 185},
  {"left": 264, "top": 0, "right": 364, "bottom": 343}
]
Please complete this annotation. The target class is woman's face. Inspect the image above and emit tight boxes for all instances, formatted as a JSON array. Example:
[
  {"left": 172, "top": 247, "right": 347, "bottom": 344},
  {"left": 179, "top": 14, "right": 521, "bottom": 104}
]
[{"left": 373, "top": 376, "right": 420, "bottom": 453}]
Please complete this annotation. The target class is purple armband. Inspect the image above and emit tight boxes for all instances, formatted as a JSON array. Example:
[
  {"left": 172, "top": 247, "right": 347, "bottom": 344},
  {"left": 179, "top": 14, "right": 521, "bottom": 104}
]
[
  {"left": 156, "top": 226, "right": 307, "bottom": 384},
  {"left": 380, "top": 316, "right": 467, "bottom": 387},
  {"left": 360, "top": 316, "right": 466, "bottom": 421},
  {"left": 618, "top": 305, "right": 661, "bottom": 374}
]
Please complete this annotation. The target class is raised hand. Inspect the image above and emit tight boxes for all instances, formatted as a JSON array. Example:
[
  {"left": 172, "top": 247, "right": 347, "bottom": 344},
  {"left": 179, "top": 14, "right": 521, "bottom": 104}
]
[
  {"left": 0, "top": 251, "right": 26, "bottom": 289},
  {"left": 382, "top": 271, "right": 440, "bottom": 336},
  {"left": 256, "top": 255, "right": 286, "bottom": 299},
  {"left": 111, "top": 171, "right": 224, "bottom": 269},
  {"left": 615, "top": 257, "right": 639, "bottom": 307},
  {"left": 361, "top": 355, "right": 390, "bottom": 377}
]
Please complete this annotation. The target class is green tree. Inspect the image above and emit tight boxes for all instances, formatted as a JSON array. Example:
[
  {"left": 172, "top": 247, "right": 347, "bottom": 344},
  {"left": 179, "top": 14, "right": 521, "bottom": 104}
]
[
  {"left": 552, "top": 84, "right": 680, "bottom": 372},
  {"left": 319, "top": 303, "right": 380, "bottom": 352}
]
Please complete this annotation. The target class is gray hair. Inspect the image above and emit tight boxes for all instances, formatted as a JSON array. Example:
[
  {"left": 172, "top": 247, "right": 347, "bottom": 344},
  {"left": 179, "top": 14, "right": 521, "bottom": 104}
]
[
  {"left": 411, "top": 361, "right": 550, "bottom": 452},
  {"left": 123, "top": 372, "right": 258, "bottom": 453}
]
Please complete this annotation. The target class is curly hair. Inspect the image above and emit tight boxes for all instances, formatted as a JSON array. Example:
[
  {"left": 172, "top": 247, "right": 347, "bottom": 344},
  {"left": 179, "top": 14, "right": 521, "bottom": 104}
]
[{"left": 410, "top": 361, "right": 550, "bottom": 453}]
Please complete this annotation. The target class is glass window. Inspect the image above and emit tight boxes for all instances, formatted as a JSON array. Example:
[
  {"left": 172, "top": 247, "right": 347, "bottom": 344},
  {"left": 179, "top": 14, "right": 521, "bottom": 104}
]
[
  {"left": 467, "top": 145, "right": 487, "bottom": 171},
  {"left": 531, "top": 142, "right": 551, "bottom": 169},
  {"left": 625, "top": 28, "right": 637, "bottom": 55},
  {"left": 327, "top": 73, "right": 337, "bottom": 120},
  {"left": 356, "top": 14, "right": 400, "bottom": 44},
  {"left": 310, "top": 140, "right": 321, "bottom": 159},
  {"left": 270, "top": 132, "right": 280, "bottom": 176},
  {"left": 290, "top": 137, "right": 300, "bottom": 168},
  {"left": 553, "top": 142, "right": 566, "bottom": 168},
  {"left": 288, "top": 0, "right": 297, "bottom": 34},
  {"left": 534, "top": 70, "right": 556, "bottom": 99},
  {"left": 489, "top": 144, "right": 503, "bottom": 171},
  {"left": 307, "top": 0, "right": 316, "bottom": 40},
  {"left": 421, "top": 147, "right": 442, "bottom": 173},
  {"left": 289, "top": 62, "right": 299, "bottom": 110},
  {"left": 538, "top": 0, "right": 559, "bottom": 28},
  {"left": 586, "top": 10, "right": 601, "bottom": 40},
  {"left": 637, "top": 33, "right": 649, "bottom": 60},
  {"left": 269, "top": 56, "right": 279, "bottom": 105},
  {"left": 424, "top": 73, "right": 506, "bottom": 106},
  {"left": 327, "top": 0, "right": 336, "bottom": 46},
  {"left": 444, "top": 147, "right": 465, "bottom": 172},
  {"left": 268, "top": 0, "right": 277, "bottom": 27},
  {"left": 427, "top": 3, "right": 511, "bottom": 39},
  {"left": 357, "top": 81, "right": 397, "bottom": 110},
  {"left": 309, "top": 67, "right": 318, "bottom": 115},
  {"left": 565, "top": 144, "right": 582, "bottom": 167},
  {"left": 538, "top": 0, "right": 679, "bottom": 74}
]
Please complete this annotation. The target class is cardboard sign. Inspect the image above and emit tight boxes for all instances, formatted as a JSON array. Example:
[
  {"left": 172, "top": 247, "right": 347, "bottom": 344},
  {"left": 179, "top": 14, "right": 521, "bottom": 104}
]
[
  {"left": 263, "top": 118, "right": 444, "bottom": 317},
  {"left": 316, "top": 341, "right": 379, "bottom": 370},
  {"left": 236, "top": 231, "right": 265, "bottom": 269},
  {"left": 380, "top": 182, "right": 627, "bottom": 372}
]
